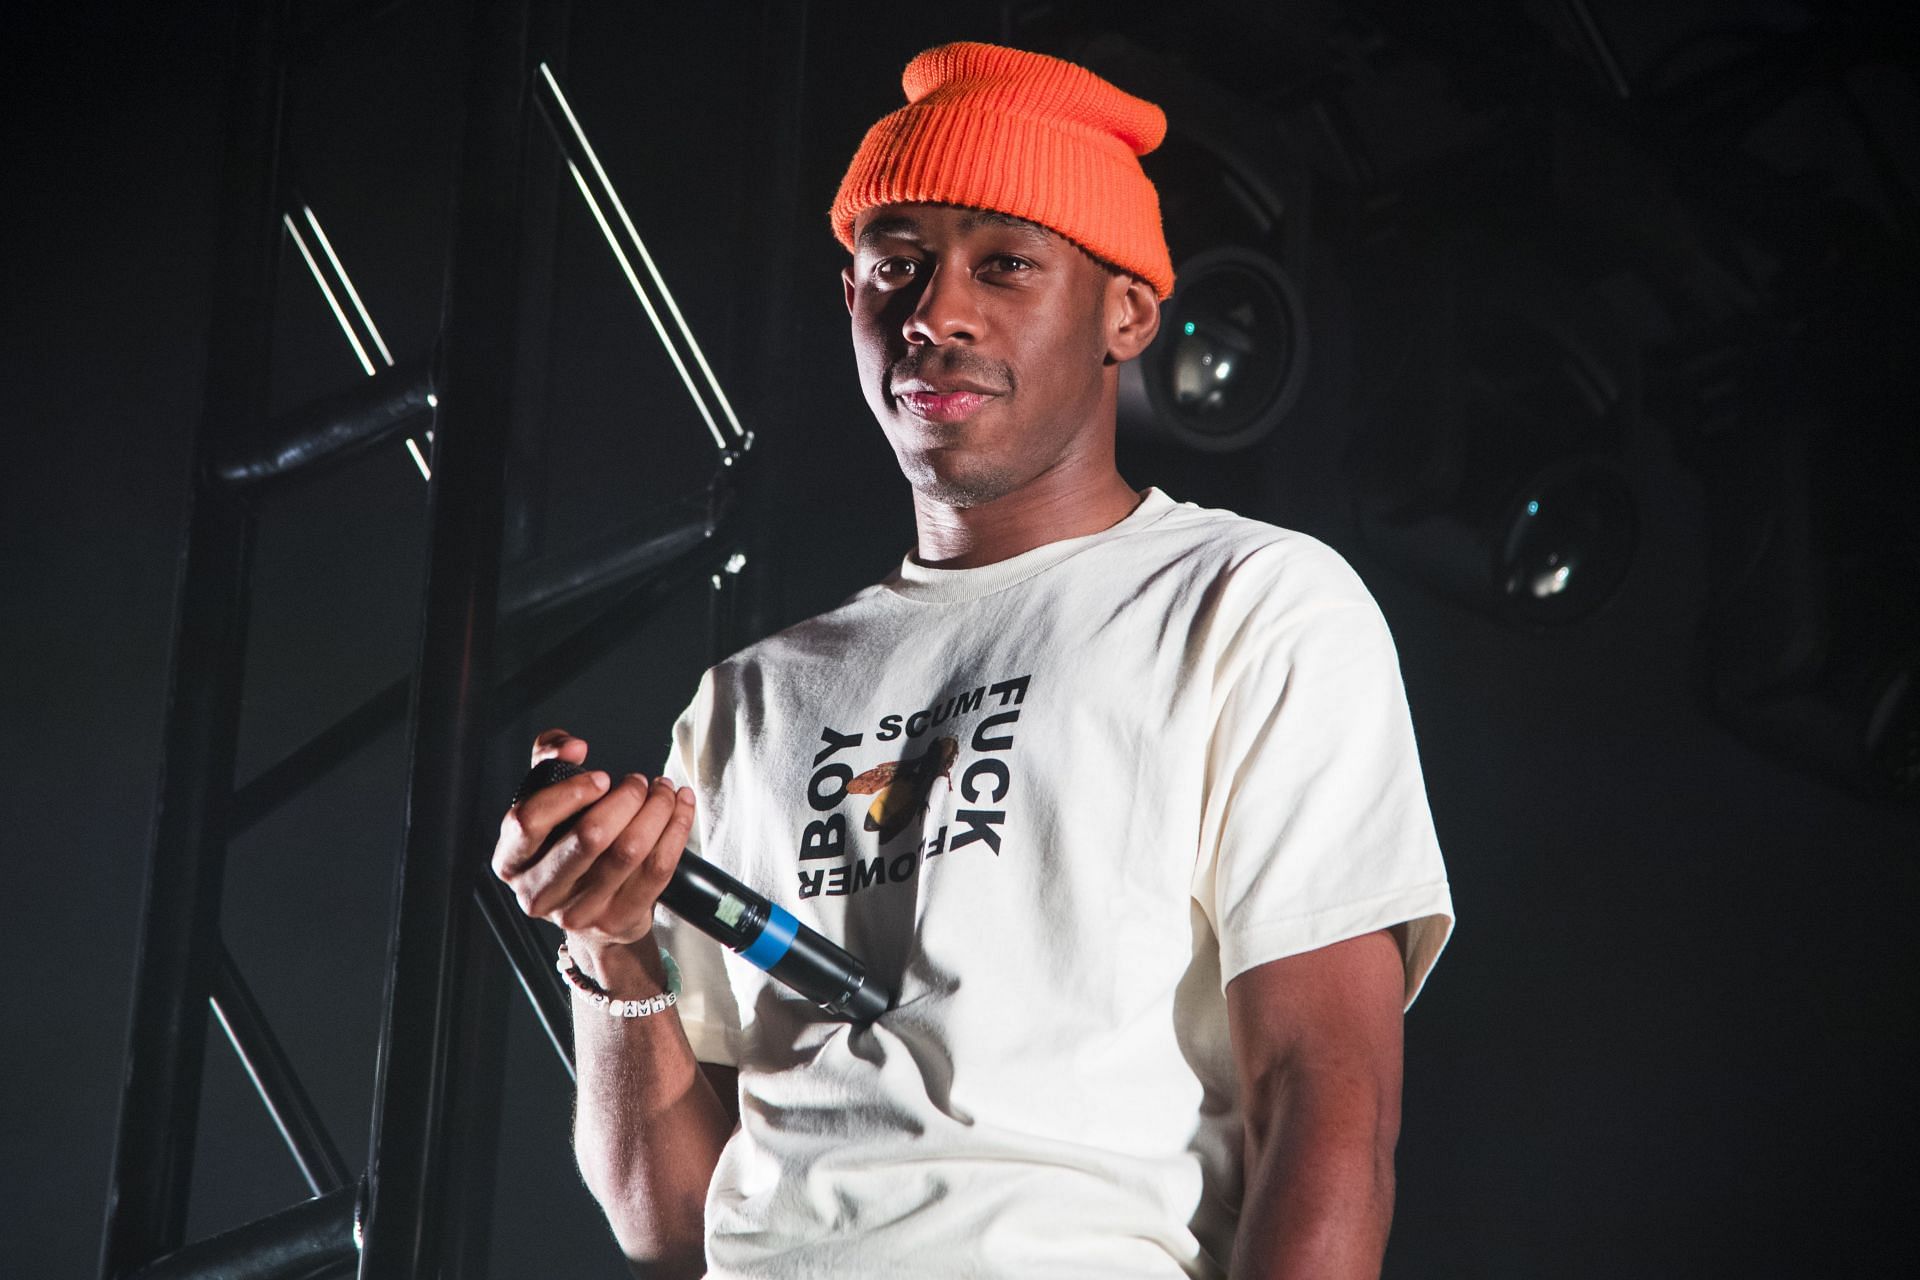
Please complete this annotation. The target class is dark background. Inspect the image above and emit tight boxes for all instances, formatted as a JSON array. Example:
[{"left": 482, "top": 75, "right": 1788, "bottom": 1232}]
[{"left": 4, "top": 1, "right": 1917, "bottom": 1276}]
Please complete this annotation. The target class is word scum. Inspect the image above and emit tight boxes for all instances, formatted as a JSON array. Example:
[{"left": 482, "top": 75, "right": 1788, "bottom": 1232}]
[{"left": 794, "top": 675, "right": 1033, "bottom": 899}]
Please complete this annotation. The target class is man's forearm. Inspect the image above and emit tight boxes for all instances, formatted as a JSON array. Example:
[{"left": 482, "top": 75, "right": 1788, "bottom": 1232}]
[
  {"left": 569, "top": 934, "right": 733, "bottom": 1277},
  {"left": 1229, "top": 1065, "right": 1398, "bottom": 1279}
]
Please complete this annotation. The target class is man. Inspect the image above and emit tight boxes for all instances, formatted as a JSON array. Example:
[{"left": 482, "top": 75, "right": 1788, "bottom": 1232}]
[{"left": 494, "top": 42, "right": 1453, "bottom": 1279}]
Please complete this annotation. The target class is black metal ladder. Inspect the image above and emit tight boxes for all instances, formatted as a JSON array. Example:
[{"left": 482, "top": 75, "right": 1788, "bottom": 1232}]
[{"left": 95, "top": 2, "right": 766, "bottom": 1276}]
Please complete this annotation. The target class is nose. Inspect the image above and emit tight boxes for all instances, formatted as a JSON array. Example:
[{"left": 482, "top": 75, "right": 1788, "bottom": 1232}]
[{"left": 903, "top": 262, "right": 980, "bottom": 347}]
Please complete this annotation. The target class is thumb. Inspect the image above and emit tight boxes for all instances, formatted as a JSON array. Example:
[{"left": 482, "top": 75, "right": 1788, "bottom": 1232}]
[{"left": 531, "top": 728, "right": 592, "bottom": 767}]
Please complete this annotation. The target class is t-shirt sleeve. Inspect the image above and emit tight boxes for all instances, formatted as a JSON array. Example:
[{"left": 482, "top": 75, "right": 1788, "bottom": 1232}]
[
  {"left": 1192, "top": 542, "right": 1454, "bottom": 1009},
  {"left": 654, "top": 672, "right": 748, "bottom": 1066}
]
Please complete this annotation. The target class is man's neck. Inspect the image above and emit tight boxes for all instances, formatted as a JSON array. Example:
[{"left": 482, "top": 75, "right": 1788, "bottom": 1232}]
[{"left": 909, "top": 466, "right": 1144, "bottom": 570}]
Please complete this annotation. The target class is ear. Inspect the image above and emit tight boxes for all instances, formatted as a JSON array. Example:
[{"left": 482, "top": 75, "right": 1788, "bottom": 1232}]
[
  {"left": 842, "top": 264, "right": 857, "bottom": 315},
  {"left": 1104, "top": 273, "right": 1161, "bottom": 366}
]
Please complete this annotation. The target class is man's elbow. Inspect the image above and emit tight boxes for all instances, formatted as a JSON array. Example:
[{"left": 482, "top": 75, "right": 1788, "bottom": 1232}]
[
  {"left": 1238, "top": 1063, "right": 1402, "bottom": 1271},
  {"left": 1367, "top": 1130, "right": 1398, "bottom": 1233},
  {"left": 572, "top": 1130, "right": 708, "bottom": 1277},
  {"left": 1246, "top": 1053, "right": 1401, "bottom": 1170},
  {"left": 1352, "top": 1068, "right": 1401, "bottom": 1232}
]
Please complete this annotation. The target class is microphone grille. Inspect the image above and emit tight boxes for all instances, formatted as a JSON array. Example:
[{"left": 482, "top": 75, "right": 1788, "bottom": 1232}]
[{"left": 509, "top": 757, "right": 589, "bottom": 809}]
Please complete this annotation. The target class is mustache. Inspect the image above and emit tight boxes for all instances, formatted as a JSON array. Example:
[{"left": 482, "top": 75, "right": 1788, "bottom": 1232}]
[{"left": 888, "top": 351, "right": 1013, "bottom": 395}]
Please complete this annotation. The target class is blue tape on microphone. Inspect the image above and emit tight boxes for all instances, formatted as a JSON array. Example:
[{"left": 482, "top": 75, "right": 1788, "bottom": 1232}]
[{"left": 740, "top": 902, "right": 799, "bottom": 970}]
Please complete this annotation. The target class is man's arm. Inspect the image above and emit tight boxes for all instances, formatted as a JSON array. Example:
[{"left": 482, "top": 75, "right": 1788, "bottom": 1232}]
[
  {"left": 565, "top": 938, "right": 736, "bottom": 1277},
  {"left": 493, "top": 730, "right": 734, "bottom": 1278},
  {"left": 1225, "top": 927, "right": 1407, "bottom": 1280}
]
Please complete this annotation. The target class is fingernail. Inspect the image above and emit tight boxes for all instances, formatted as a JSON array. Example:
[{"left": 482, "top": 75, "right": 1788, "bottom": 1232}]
[{"left": 590, "top": 771, "right": 610, "bottom": 790}]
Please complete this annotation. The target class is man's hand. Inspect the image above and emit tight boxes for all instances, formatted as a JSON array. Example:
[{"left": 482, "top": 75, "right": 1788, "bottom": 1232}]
[
  {"left": 493, "top": 730, "right": 726, "bottom": 1278},
  {"left": 1226, "top": 928, "right": 1407, "bottom": 1280},
  {"left": 492, "top": 729, "right": 696, "bottom": 966}
]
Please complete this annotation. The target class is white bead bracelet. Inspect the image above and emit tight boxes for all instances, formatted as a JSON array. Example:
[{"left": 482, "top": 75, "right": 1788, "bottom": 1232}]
[{"left": 556, "top": 941, "right": 681, "bottom": 1018}]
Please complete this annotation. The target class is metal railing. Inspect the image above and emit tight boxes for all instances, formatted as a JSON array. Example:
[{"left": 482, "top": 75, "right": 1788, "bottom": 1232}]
[{"left": 97, "top": 1, "right": 760, "bottom": 1275}]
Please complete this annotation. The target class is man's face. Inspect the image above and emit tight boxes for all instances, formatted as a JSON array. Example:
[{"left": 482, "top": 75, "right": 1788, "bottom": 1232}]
[{"left": 843, "top": 203, "right": 1137, "bottom": 508}]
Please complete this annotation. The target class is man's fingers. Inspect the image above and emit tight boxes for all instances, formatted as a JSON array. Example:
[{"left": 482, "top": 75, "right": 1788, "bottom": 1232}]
[
  {"left": 493, "top": 767, "right": 613, "bottom": 879},
  {"left": 493, "top": 757, "right": 697, "bottom": 944},
  {"left": 559, "top": 775, "right": 660, "bottom": 872},
  {"left": 651, "top": 786, "right": 698, "bottom": 874},
  {"left": 602, "top": 786, "right": 697, "bottom": 922},
  {"left": 514, "top": 774, "right": 655, "bottom": 915},
  {"left": 553, "top": 783, "right": 696, "bottom": 937},
  {"left": 606, "top": 777, "right": 686, "bottom": 869},
  {"left": 530, "top": 728, "right": 591, "bottom": 768}
]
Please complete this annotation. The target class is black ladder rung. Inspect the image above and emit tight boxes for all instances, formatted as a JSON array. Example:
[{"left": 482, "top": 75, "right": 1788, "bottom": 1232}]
[
  {"left": 498, "top": 502, "right": 716, "bottom": 621},
  {"left": 125, "top": 1185, "right": 358, "bottom": 1280},
  {"left": 229, "top": 503, "right": 732, "bottom": 840},
  {"left": 209, "top": 358, "right": 434, "bottom": 491},
  {"left": 229, "top": 676, "right": 411, "bottom": 840}
]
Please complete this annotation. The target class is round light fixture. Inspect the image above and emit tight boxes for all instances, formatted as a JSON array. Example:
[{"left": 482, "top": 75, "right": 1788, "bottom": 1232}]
[
  {"left": 1494, "top": 462, "right": 1639, "bottom": 624},
  {"left": 1121, "top": 245, "right": 1307, "bottom": 453}
]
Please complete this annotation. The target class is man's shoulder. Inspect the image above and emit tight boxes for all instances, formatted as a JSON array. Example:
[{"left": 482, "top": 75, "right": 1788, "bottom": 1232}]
[
  {"left": 1127, "top": 493, "right": 1375, "bottom": 605},
  {"left": 1138, "top": 492, "right": 1310, "bottom": 558}
]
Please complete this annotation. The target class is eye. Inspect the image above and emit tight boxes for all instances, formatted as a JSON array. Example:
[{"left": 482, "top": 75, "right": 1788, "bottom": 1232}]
[
  {"left": 871, "top": 256, "right": 919, "bottom": 285},
  {"left": 985, "top": 254, "right": 1034, "bottom": 274}
]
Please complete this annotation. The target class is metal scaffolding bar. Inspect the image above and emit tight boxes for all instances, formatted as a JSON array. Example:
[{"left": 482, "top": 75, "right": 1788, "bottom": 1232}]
[
  {"left": 436, "top": 919, "right": 513, "bottom": 1279},
  {"left": 532, "top": 63, "right": 748, "bottom": 455},
  {"left": 499, "top": 505, "right": 715, "bottom": 620},
  {"left": 475, "top": 877, "right": 574, "bottom": 1074},
  {"left": 229, "top": 503, "right": 729, "bottom": 839},
  {"left": 210, "top": 358, "right": 435, "bottom": 491},
  {"left": 103, "top": 2, "right": 761, "bottom": 1274},
  {"left": 354, "top": 0, "right": 534, "bottom": 1272},
  {"left": 230, "top": 675, "right": 413, "bottom": 839},
  {"left": 210, "top": 943, "right": 352, "bottom": 1197},
  {"left": 99, "top": 2, "right": 289, "bottom": 1274},
  {"left": 493, "top": 523, "right": 735, "bottom": 722},
  {"left": 126, "top": 1188, "right": 359, "bottom": 1280}
]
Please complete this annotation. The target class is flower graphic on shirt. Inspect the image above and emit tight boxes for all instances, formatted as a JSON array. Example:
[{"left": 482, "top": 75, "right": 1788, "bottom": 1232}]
[{"left": 848, "top": 736, "right": 958, "bottom": 842}]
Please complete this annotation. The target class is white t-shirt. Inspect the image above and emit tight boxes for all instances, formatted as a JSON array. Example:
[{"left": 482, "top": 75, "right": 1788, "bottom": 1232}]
[{"left": 655, "top": 488, "right": 1454, "bottom": 1278}]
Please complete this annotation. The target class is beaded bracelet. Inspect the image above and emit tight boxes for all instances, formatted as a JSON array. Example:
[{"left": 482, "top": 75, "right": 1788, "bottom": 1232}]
[{"left": 557, "top": 941, "right": 681, "bottom": 1019}]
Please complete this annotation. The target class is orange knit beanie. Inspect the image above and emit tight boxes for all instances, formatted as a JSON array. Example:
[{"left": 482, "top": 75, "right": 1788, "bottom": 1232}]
[{"left": 830, "top": 42, "right": 1176, "bottom": 300}]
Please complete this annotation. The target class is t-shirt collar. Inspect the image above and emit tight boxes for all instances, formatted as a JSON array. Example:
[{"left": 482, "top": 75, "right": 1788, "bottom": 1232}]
[{"left": 885, "top": 487, "right": 1177, "bottom": 603}]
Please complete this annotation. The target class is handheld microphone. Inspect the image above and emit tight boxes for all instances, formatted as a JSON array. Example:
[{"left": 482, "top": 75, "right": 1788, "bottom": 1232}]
[{"left": 512, "top": 758, "right": 891, "bottom": 1024}]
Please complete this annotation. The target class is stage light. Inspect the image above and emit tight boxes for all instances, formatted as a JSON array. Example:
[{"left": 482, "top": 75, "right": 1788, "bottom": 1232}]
[
  {"left": 1494, "top": 462, "right": 1638, "bottom": 624},
  {"left": 1702, "top": 618, "right": 1920, "bottom": 803},
  {"left": 1090, "top": 44, "right": 1314, "bottom": 457},
  {"left": 1130, "top": 245, "right": 1308, "bottom": 453},
  {"left": 1661, "top": 294, "right": 1920, "bottom": 801},
  {"left": 1356, "top": 459, "right": 1640, "bottom": 627},
  {"left": 1349, "top": 260, "right": 1641, "bottom": 626}
]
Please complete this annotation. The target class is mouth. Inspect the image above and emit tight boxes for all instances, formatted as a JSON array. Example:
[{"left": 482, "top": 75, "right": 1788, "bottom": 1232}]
[
  {"left": 892, "top": 382, "right": 1002, "bottom": 424},
  {"left": 896, "top": 391, "right": 996, "bottom": 422}
]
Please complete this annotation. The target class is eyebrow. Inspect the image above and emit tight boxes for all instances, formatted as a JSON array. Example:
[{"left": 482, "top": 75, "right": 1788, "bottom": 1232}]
[{"left": 855, "top": 209, "right": 1058, "bottom": 250}]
